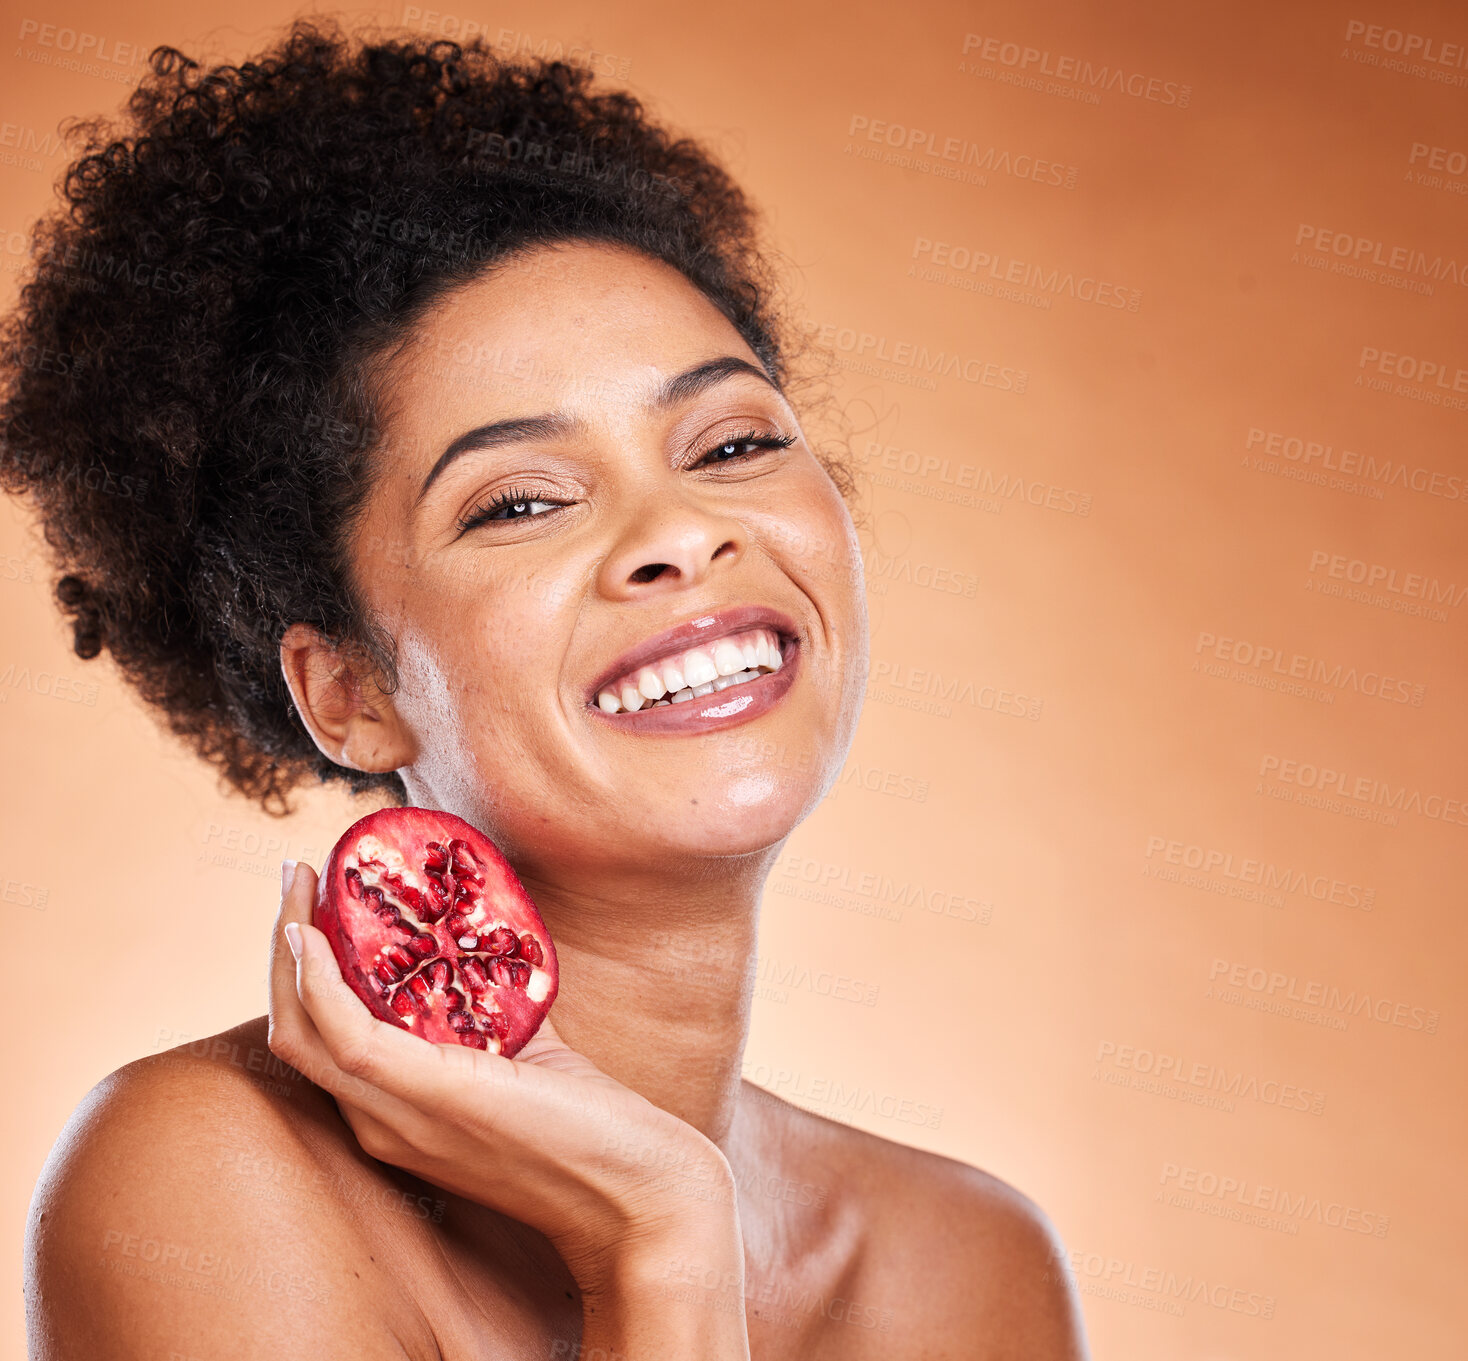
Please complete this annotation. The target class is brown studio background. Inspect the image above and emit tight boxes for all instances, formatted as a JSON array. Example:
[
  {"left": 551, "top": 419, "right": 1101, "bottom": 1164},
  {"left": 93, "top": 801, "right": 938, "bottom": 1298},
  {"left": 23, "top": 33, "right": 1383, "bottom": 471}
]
[{"left": 2, "top": 0, "right": 1465, "bottom": 1355}]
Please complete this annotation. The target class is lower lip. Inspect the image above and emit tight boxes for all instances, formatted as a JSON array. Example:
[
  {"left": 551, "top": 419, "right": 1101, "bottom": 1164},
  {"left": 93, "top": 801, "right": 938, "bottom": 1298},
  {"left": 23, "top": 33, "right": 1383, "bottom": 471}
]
[{"left": 586, "top": 639, "right": 801, "bottom": 735}]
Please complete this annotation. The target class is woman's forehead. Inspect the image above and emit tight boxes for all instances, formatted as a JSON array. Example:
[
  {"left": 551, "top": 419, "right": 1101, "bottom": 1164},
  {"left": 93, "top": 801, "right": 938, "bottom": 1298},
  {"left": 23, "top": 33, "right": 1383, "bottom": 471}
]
[{"left": 378, "top": 244, "right": 761, "bottom": 426}]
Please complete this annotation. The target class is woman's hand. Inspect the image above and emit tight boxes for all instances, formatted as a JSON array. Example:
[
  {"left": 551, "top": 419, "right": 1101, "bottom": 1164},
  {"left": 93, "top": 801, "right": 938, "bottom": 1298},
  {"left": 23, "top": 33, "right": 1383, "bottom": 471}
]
[{"left": 267, "top": 858, "right": 750, "bottom": 1356}]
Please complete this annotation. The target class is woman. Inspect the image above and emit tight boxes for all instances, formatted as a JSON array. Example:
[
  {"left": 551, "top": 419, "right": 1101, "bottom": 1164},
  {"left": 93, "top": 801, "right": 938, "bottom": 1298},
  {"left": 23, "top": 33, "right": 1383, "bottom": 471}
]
[{"left": 4, "top": 22, "right": 1090, "bottom": 1359}]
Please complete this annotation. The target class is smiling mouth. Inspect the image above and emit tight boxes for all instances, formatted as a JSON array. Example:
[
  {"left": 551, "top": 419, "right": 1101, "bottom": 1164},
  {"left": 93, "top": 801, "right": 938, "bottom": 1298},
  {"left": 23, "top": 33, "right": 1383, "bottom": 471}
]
[{"left": 591, "top": 626, "right": 787, "bottom": 715}]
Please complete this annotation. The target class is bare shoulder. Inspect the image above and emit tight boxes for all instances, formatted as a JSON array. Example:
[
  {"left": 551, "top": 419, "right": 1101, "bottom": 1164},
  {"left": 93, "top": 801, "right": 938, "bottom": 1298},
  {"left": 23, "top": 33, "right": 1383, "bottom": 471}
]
[
  {"left": 747, "top": 1086, "right": 1091, "bottom": 1360},
  {"left": 25, "top": 1017, "right": 433, "bottom": 1361}
]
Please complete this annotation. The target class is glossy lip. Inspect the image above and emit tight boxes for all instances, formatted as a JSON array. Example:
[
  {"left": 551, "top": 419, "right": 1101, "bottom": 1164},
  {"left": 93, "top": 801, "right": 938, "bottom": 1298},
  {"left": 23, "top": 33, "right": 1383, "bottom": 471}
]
[{"left": 583, "top": 603, "right": 800, "bottom": 707}]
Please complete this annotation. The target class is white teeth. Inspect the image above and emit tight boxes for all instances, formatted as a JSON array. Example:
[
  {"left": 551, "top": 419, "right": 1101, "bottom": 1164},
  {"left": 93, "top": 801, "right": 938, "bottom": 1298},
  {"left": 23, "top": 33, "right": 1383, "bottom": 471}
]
[
  {"left": 683, "top": 649, "right": 719, "bottom": 687},
  {"left": 594, "top": 625, "right": 789, "bottom": 714},
  {"left": 713, "top": 640, "right": 746, "bottom": 677},
  {"left": 713, "top": 669, "right": 759, "bottom": 691}
]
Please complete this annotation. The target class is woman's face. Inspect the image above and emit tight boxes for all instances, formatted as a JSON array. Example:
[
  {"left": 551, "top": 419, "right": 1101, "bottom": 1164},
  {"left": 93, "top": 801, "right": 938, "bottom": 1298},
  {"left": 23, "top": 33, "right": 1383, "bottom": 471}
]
[{"left": 345, "top": 240, "right": 867, "bottom": 883}]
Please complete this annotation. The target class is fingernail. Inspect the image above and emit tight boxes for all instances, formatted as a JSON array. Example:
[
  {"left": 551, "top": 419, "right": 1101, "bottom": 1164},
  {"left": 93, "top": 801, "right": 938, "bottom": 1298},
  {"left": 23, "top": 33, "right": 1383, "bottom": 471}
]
[
  {"left": 281, "top": 859, "right": 298, "bottom": 895},
  {"left": 284, "top": 921, "right": 303, "bottom": 960}
]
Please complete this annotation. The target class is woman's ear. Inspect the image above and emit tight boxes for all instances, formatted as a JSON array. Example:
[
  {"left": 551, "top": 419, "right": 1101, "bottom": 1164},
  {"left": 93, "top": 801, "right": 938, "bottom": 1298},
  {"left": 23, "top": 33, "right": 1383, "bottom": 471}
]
[{"left": 279, "top": 622, "right": 416, "bottom": 773}]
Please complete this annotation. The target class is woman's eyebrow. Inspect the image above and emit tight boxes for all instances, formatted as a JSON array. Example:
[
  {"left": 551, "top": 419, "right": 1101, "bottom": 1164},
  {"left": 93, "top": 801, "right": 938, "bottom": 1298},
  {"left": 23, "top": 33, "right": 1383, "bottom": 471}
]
[{"left": 413, "top": 354, "right": 779, "bottom": 507}]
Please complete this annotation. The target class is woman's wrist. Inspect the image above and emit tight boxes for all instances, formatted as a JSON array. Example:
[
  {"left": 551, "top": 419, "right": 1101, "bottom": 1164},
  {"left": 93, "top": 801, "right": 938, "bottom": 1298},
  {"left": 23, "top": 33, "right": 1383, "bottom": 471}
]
[
  {"left": 561, "top": 1152, "right": 744, "bottom": 1291},
  {"left": 562, "top": 1148, "right": 749, "bottom": 1355},
  {"left": 577, "top": 1214, "right": 750, "bottom": 1361}
]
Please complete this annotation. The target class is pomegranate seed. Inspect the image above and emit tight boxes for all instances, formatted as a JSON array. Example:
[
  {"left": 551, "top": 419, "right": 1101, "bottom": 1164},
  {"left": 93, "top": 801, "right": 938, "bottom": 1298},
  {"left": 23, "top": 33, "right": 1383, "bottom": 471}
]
[
  {"left": 460, "top": 957, "right": 488, "bottom": 992},
  {"left": 387, "top": 944, "right": 416, "bottom": 971},
  {"left": 363, "top": 885, "right": 385, "bottom": 911},
  {"left": 484, "top": 927, "right": 518, "bottom": 956},
  {"left": 407, "top": 974, "right": 431, "bottom": 1000},
  {"left": 377, "top": 905, "right": 401, "bottom": 927},
  {"left": 489, "top": 957, "right": 531, "bottom": 988},
  {"left": 390, "top": 991, "right": 416, "bottom": 1016},
  {"left": 407, "top": 933, "right": 438, "bottom": 958},
  {"left": 449, "top": 839, "right": 479, "bottom": 870},
  {"left": 519, "top": 934, "right": 544, "bottom": 967},
  {"left": 445, "top": 913, "right": 470, "bottom": 938},
  {"left": 421, "top": 876, "right": 449, "bottom": 922},
  {"left": 375, "top": 958, "right": 402, "bottom": 985},
  {"left": 448, "top": 1010, "right": 476, "bottom": 1032},
  {"left": 425, "top": 959, "right": 452, "bottom": 990},
  {"left": 344, "top": 867, "right": 363, "bottom": 898},
  {"left": 482, "top": 1011, "right": 510, "bottom": 1041},
  {"left": 459, "top": 1031, "right": 488, "bottom": 1049},
  {"left": 423, "top": 842, "right": 449, "bottom": 873},
  {"left": 442, "top": 986, "right": 465, "bottom": 1012},
  {"left": 396, "top": 885, "right": 428, "bottom": 914}
]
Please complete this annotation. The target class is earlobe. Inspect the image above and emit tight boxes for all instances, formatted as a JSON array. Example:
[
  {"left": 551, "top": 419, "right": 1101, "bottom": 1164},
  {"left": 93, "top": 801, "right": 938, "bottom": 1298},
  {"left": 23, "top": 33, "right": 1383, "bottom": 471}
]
[{"left": 278, "top": 622, "right": 416, "bottom": 773}]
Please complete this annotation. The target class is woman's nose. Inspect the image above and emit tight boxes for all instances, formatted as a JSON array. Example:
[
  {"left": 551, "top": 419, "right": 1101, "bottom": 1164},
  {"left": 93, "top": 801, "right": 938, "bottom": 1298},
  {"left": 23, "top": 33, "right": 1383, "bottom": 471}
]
[{"left": 595, "top": 501, "right": 747, "bottom": 599}]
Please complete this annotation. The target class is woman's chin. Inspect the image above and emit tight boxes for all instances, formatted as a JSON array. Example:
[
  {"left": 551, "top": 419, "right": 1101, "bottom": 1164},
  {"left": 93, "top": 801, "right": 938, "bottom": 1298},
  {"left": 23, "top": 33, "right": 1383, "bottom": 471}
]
[
  {"left": 634, "top": 786, "right": 814, "bottom": 859},
  {"left": 479, "top": 781, "right": 817, "bottom": 883}
]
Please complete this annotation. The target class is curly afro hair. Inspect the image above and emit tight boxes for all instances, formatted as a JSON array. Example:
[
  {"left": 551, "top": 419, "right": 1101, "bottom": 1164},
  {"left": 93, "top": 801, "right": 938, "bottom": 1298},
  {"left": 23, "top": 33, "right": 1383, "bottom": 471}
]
[{"left": 0, "top": 19, "right": 852, "bottom": 816}]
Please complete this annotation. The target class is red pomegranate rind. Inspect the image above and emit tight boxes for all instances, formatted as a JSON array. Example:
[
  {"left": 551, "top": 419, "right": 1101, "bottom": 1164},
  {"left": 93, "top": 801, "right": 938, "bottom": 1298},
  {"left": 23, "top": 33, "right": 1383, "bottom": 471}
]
[{"left": 313, "top": 808, "right": 557, "bottom": 1058}]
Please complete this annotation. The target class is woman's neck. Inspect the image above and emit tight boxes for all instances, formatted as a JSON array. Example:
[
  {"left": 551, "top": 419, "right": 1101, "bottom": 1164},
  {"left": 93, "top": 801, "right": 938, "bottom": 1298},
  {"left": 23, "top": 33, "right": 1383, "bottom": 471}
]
[{"left": 516, "top": 858, "right": 770, "bottom": 1152}]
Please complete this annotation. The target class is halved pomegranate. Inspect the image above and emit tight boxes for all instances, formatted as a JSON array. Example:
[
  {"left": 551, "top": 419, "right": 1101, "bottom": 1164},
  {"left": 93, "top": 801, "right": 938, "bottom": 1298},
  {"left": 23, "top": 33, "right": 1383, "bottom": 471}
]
[{"left": 313, "top": 807, "right": 557, "bottom": 1057}]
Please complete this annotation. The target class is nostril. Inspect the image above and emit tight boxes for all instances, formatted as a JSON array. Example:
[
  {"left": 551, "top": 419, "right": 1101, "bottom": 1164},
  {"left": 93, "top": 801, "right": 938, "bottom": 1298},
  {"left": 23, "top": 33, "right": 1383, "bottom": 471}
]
[{"left": 629, "top": 562, "right": 673, "bottom": 585}]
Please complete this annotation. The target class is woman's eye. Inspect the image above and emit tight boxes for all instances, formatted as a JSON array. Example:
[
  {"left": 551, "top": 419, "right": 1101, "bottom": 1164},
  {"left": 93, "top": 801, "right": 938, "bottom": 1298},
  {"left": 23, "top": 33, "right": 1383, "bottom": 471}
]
[
  {"left": 696, "top": 432, "right": 797, "bottom": 466},
  {"left": 455, "top": 494, "right": 562, "bottom": 535},
  {"left": 707, "top": 441, "right": 750, "bottom": 462},
  {"left": 486, "top": 498, "right": 556, "bottom": 520}
]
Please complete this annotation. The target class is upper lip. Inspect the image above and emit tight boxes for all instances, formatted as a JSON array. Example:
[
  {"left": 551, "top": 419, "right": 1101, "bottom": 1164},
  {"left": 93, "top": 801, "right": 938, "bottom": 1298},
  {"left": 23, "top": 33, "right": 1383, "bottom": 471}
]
[{"left": 585, "top": 604, "right": 799, "bottom": 705}]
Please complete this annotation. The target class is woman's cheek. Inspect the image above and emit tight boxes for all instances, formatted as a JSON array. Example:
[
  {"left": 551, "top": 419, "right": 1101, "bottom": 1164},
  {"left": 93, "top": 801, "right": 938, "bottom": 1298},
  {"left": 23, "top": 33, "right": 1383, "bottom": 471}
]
[{"left": 769, "top": 469, "right": 861, "bottom": 585}]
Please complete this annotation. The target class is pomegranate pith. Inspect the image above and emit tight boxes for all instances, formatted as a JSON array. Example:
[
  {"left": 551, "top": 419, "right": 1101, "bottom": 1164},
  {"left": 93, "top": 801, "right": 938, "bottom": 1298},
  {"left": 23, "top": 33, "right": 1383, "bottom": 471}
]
[{"left": 312, "top": 807, "right": 558, "bottom": 1057}]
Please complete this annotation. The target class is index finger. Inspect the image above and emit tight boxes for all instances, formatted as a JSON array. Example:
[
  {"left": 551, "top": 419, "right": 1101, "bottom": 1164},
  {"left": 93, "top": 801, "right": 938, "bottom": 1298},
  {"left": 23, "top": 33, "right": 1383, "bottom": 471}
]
[{"left": 267, "top": 858, "right": 318, "bottom": 1042}]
